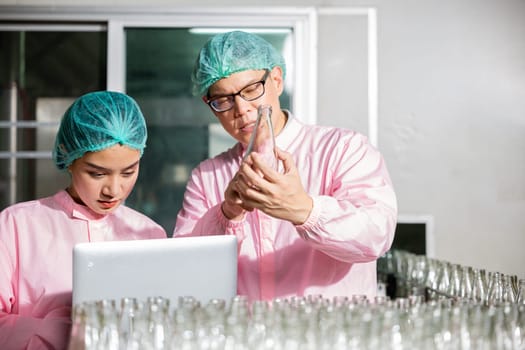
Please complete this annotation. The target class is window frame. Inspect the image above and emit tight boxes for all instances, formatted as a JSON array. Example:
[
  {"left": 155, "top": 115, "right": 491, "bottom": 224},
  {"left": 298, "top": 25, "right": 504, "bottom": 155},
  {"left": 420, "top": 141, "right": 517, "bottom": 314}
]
[
  {"left": 0, "top": 5, "right": 318, "bottom": 209},
  {"left": 1, "top": 5, "right": 382, "bottom": 211},
  {"left": 0, "top": 5, "right": 318, "bottom": 125}
]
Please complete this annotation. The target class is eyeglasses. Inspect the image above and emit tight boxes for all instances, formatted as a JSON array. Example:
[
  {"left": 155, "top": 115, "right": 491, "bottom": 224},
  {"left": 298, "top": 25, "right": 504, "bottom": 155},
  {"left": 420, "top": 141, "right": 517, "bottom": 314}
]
[{"left": 206, "top": 70, "right": 270, "bottom": 112}]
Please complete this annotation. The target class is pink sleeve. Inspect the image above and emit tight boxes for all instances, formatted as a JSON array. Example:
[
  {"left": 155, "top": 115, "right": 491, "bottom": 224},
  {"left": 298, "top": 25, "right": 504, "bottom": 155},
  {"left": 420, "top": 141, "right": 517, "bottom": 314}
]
[
  {"left": 174, "top": 167, "right": 245, "bottom": 238},
  {"left": 295, "top": 135, "right": 398, "bottom": 263},
  {"left": 0, "top": 210, "right": 72, "bottom": 349}
]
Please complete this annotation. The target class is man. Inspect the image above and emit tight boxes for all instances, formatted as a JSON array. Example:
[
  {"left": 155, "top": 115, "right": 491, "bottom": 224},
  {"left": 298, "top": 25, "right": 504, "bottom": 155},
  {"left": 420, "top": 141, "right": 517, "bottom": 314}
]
[{"left": 174, "top": 30, "right": 397, "bottom": 302}]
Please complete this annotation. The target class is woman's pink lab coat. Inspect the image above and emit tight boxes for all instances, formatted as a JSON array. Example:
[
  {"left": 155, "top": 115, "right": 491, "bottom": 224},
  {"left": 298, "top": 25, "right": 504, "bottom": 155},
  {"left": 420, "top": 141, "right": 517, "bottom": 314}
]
[{"left": 0, "top": 190, "right": 166, "bottom": 349}]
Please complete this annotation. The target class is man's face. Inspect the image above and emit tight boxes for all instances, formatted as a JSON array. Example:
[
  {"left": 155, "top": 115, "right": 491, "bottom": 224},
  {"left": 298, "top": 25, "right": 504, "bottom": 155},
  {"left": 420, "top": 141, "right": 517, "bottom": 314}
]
[{"left": 205, "top": 67, "right": 284, "bottom": 145}]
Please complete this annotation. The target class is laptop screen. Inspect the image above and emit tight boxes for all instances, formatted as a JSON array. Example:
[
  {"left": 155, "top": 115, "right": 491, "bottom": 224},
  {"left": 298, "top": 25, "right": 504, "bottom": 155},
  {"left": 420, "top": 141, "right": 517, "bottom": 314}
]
[{"left": 72, "top": 235, "right": 237, "bottom": 305}]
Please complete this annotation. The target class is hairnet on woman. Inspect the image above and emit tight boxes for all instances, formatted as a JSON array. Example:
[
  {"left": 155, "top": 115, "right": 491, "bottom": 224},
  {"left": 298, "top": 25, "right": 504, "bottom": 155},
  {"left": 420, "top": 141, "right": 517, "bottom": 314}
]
[
  {"left": 53, "top": 90, "right": 147, "bottom": 170},
  {"left": 0, "top": 90, "right": 166, "bottom": 349}
]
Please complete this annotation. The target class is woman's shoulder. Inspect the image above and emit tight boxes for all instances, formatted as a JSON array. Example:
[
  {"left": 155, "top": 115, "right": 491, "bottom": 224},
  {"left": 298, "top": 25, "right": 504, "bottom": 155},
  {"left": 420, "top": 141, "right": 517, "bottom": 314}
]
[{"left": 0, "top": 195, "right": 54, "bottom": 217}]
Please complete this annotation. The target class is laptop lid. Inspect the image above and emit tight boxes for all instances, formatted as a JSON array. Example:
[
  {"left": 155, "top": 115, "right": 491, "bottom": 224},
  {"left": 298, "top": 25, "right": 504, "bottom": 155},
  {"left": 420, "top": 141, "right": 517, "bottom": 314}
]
[{"left": 72, "top": 235, "right": 237, "bottom": 305}]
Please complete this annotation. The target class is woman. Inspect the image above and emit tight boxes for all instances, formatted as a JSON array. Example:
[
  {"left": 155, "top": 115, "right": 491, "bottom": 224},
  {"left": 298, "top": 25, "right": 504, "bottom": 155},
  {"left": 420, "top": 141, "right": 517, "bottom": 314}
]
[{"left": 0, "top": 91, "right": 167, "bottom": 349}]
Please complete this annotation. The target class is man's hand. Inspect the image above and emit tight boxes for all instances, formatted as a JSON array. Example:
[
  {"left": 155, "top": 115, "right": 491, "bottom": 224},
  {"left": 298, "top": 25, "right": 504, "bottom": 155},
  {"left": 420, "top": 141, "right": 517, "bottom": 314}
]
[
  {"left": 222, "top": 173, "right": 252, "bottom": 221},
  {"left": 234, "top": 148, "right": 313, "bottom": 225}
]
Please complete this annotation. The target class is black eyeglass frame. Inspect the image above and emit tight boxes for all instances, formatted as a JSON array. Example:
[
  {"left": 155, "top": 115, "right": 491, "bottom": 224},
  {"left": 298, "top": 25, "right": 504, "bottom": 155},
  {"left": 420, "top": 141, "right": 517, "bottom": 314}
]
[{"left": 206, "top": 69, "right": 271, "bottom": 112}]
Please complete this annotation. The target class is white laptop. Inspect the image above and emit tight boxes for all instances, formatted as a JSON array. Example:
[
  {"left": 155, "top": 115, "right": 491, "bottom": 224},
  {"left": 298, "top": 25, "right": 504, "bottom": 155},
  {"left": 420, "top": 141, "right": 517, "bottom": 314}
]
[{"left": 72, "top": 235, "right": 237, "bottom": 305}]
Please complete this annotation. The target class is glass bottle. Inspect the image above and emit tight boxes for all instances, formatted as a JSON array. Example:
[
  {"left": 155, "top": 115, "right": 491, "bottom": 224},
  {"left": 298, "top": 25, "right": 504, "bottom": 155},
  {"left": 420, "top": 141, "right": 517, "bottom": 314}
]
[
  {"left": 437, "top": 261, "right": 451, "bottom": 297},
  {"left": 459, "top": 265, "right": 473, "bottom": 300},
  {"left": 517, "top": 279, "right": 525, "bottom": 304},
  {"left": 485, "top": 270, "right": 494, "bottom": 295},
  {"left": 225, "top": 295, "right": 250, "bottom": 348},
  {"left": 471, "top": 268, "right": 487, "bottom": 304},
  {"left": 118, "top": 297, "right": 139, "bottom": 347},
  {"left": 449, "top": 263, "right": 462, "bottom": 297},
  {"left": 409, "top": 255, "right": 427, "bottom": 297},
  {"left": 170, "top": 296, "right": 200, "bottom": 348},
  {"left": 147, "top": 296, "right": 171, "bottom": 349},
  {"left": 502, "top": 274, "right": 517, "bottom": 303},
  {"left": 96, "top": 299, "right": 119, "bottom": 350},
  {"left": 244, "top": 104, "right": 278, "bottom": 171},
  {"left": 426, "top": 258, "right": 440, "bottom": 301},
  {"left": 509, "top": 274, "right": 519, "bottom": 298},
  {"left": 68, "top": 303, "right": 88, "bottom": 349},
  {"left": 487, "top": 272, "right": 504, "bottom": 306}
]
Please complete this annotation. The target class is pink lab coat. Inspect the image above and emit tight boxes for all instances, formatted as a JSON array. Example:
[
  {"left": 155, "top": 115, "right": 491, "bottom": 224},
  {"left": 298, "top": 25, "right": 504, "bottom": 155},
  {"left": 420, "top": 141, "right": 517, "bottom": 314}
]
[
  {"left": 174, "top": 114, "right": 398, "bottom": 302},
  {"left": 0, "top": 190, "right": 167, "bottom": 349}
]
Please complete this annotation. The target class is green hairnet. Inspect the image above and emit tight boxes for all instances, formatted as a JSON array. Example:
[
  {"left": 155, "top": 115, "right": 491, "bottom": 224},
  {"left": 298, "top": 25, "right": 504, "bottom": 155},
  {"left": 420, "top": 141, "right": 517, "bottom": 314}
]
[
  {"left": 53, "top": 91, "right": 147, "bottom": 170},
  {"left": 191, "top": 30, "right": 287, "bottom": 96}
]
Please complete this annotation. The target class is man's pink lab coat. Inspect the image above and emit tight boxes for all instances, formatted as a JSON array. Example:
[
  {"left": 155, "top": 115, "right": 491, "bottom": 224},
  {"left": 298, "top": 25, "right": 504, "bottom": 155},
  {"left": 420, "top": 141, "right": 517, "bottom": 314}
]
[{"left": 174, "top": 114, "right": 398, "bottom": 301}]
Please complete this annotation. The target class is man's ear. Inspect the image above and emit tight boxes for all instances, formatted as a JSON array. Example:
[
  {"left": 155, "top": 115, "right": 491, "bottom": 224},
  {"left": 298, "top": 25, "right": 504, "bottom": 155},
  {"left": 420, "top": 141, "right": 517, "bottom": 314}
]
[{"left": 270, "top": 66, "right": 285, "bottom": 95}]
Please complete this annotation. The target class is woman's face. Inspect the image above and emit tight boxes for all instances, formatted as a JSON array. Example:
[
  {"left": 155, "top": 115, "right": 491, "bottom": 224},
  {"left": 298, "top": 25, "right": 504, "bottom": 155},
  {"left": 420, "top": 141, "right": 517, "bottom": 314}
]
[
  {"left": 67, "top": 144, "right": 141, "bottom": 215},
  {"left": 206, "top": 67, "right": 284, "bottom": 145}
]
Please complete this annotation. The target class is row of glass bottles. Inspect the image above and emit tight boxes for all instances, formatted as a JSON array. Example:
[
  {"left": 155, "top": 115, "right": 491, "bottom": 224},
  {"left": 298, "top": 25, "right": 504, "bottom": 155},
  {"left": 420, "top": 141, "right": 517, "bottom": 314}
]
[
  {"left": 377, "top": 249, "right": 525, "bottom": 306},
  {"left": 69, "top": 292, "right": 525, "bottom": 350}
]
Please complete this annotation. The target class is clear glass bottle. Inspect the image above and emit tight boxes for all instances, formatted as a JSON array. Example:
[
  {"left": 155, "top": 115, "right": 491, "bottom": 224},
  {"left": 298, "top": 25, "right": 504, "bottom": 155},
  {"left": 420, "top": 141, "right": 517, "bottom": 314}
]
[
  {"left": 244, "top": 104, "right": 278, "bottom": 171},
  {"left": 517, "top": 279, "right": 525, "bottom": 305},
  {"left": 118, "top": 297, "right": 139, "bottom": 347},
  {"left": 426, "top": 258, "right": 440, "bottom": 301},
  {"left": 147, "top": 296, "right": 171, "bottom": 349},
  {"left": 502, "top": 274, "right": 517, "bottom": 303},
  {"left": 471, "top": 268, "right": 487, "bottom": 304},
  {"left": 509, "top": 274, "right": 519, "bottom": 298},
  {"left": 437, "top": 261, "right": 451, "bottom": 297},
  {"left": 449, "top": 263, "right": 462, "bottom": 297},
  {"left": 487, "top": 271, "right": 504, "bottom": 306},
  {"left": 96, "top": 299, "right": 119, "bottom": 350},
  {"left": 485, "top": 270, "right": 494, "bottom": 295},
  {"left": 68, "top": 303, "right": 88, "bottom": 349},
  {"left": 459, "top": 265, "right": 473, "bottom": 300}
]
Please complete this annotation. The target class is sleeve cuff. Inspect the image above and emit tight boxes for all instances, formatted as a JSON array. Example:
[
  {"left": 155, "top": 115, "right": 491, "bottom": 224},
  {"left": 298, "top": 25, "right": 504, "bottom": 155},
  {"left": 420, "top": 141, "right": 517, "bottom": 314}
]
[
  {"left": 295, "top": 196, "right": 321, "bottom": 231},
  {"left": 217, "top": 203, "right": 246, "bottom": 230}
]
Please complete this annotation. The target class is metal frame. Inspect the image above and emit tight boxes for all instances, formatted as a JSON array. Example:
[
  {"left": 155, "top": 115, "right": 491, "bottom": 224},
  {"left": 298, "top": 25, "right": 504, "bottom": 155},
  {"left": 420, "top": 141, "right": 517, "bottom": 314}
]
[
  {"left": 0, "top": 5, "right": 318, "bottom": 206},
  {"left": 0, "top": 5, "right": 318, "bottom": 124},
  {"left": 0, "top": 21, "right": 107, "bottom": 204}
]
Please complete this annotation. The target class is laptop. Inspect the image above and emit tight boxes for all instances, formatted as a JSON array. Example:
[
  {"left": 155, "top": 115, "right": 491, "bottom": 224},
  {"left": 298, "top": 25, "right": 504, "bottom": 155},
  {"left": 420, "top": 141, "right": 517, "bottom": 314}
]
[{"left": 72, "top": 235, "right": 237, "bottom": 305}]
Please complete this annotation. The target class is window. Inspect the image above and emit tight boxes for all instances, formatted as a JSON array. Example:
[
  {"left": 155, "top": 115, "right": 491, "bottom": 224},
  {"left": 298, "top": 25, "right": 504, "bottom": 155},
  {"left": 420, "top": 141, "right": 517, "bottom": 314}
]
[
  {"left": 0, "top": 26, "right": 107, "bottom": 208},
  {"left": 0, "top": 7, "right": 316, "bottom": 234}
]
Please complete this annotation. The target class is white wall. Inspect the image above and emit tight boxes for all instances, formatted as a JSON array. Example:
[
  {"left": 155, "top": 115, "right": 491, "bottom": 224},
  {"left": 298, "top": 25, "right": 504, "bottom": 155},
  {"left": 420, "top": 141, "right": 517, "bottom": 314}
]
[
  {"left": 3, "top": 0, "right": 524, "bottom": 280},
  {"left": 377, "top": 0, "right": 525, "bottom": 280}
]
